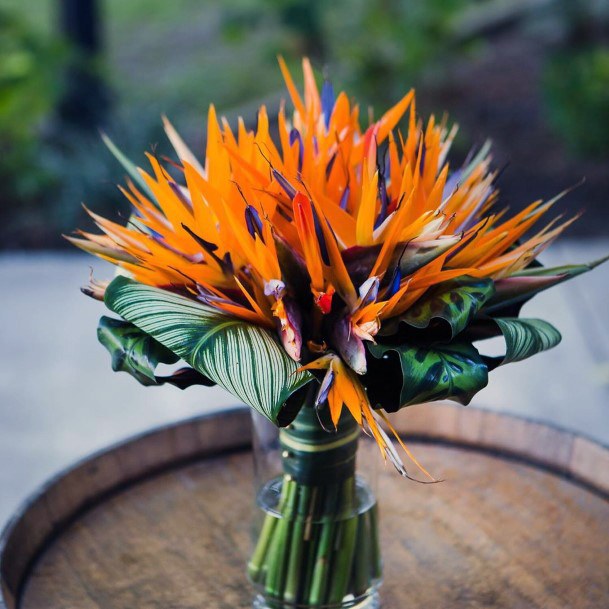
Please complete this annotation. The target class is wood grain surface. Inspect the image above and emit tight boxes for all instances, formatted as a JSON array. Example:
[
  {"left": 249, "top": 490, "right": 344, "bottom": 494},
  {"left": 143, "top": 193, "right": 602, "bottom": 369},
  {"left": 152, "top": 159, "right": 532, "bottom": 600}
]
[{"left": 2, "top": 405, "right": 609, "bottom": 609}]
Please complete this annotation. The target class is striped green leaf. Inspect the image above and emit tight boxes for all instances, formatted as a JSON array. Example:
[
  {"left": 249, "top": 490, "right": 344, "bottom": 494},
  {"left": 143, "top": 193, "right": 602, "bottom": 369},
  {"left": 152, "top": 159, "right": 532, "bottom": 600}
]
[
  {"left": 104, "top": 276, "right": 313, "bottom": 424},
  {"left": 366, "top": 341, "right": 488, "bottom": 411},
  {"left": 493, "top": 318, "right": 562, "bottom": 366}
]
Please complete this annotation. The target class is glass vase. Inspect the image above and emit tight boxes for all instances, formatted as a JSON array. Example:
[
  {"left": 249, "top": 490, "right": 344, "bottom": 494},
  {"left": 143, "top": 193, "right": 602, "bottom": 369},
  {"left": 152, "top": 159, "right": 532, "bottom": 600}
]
[{"left": 248, "top": 404, "right": 382, "bottom": 609}]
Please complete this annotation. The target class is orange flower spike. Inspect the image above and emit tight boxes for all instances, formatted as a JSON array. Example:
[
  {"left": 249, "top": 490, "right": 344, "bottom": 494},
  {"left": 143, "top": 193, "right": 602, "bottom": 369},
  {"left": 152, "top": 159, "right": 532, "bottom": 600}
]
[
  {"left": 355, "top": 170, "right": 379, "bottom": 246},
  {"left": 377, "top": 280, "right": 412, "bottom": 320},
  {"left": 118, "top": 185, "right": 171, "bottom": 235},
  {"left": 84, "top": 207, "right": 151, "bottom": 254},
  {"left": 368, "top": 192, "right": 420, "bottom": 278},
  {"left": 402, "top": 97, "right": 420, "bottom": 163},
  {"left": 181, "top": 162, "right": 232, "bottom": 247},
  {"left": 277, "top": 108, "right": 299, "bottom": 177},
  {"left": 297, "top": 354, "right": 364, "bottom": 427},
  {"left": 255, "top": 105, "right": 283, "bottom": 169},
  {"left": 293, "top": 192, "right": 325, "bottom": 291},
  {"left": 307, "top": 197, "right": 358, "bottom": 307},
  {"left": 278, "top": 56, "right": 307, "bottom": 122},
  {"left": 331, "top": 360, "right": 365, "bottom": 426},
  {"left": 182, "top": 169, "right": 223, "bottom": 246},
  {"left": 205, "top": 105, "right": 229, "bottom": 184},
  {"left": 302, "top": 57, "right": 321, "bottom": 119},
  {"left": 376, "top": 89, "right": 414, "bottom": 144},
  {"left": 459, "top": 201, "right": 549, "bottom": 267},
  {"left": 233, "top": 276, "right": 275, "bottom": 326},
  {"left": 327, "top": 381, "right": 343, "bottom": 428},
  {"left": 387, "top": 133, "right": 402, "bottom": 201},
  {"left": 421, "top": 116, "right": 442, "bottom": 192},
  {"left": 327, "top": 91, "right": 351, "bottom": 135},
  {"left": 426, "top": 164, "right": 450, "bottom": 213},
  {"left": 140, "top": 155, "right": 193, "bottom": 232}
]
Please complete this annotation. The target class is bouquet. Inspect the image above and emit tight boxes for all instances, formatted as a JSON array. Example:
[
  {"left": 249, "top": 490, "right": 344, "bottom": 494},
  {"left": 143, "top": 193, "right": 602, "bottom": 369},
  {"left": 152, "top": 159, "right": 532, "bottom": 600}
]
[{"left": 68, "top": 58, "right": 605, "bottom": 608}]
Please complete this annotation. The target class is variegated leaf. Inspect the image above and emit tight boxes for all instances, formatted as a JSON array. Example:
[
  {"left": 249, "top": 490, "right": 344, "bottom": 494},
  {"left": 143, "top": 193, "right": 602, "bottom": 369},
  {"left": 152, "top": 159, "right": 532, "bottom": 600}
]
[
  {"left": 104, "top": 277, "right": 313, "bottom": 424},
  {"left": 397, "top": 277, "right": 494, "bottom": 338},
  {"left": 367, "top": 341, "right": 488, "bottom": 411},
  {"left": 492, "top": 318, "right": 562, "bottom": 366}
]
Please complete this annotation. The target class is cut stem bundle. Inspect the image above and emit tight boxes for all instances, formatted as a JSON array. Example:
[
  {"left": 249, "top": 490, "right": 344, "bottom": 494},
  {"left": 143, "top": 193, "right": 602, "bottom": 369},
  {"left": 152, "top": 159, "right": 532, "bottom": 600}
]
[{"left": 248, "top": 407, "right": 382, "bottom": 608}]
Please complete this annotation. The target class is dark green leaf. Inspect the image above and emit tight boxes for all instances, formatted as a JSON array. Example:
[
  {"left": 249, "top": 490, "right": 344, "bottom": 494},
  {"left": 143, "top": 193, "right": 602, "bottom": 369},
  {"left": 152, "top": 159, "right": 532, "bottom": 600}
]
[
  {"left": 367, "top": 341, "right": 488, "bottom": 411},
  {"left": 157, "top": 367, "right": 216, "bottom": 389},
  {"left": 384, "top": 276, "right": 494, "bottom": 338},
  {"left": 98, "top": 316, "right": 179, "bottom": 386},
  {"left": 104, "top": 277, "right": 313, "bottom": 424}
]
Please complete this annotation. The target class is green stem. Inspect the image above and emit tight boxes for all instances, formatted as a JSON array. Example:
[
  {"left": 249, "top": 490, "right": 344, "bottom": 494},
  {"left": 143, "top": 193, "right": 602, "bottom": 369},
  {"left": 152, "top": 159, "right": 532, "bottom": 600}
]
[
  {"left": 265, "top": 479, "right": 297, "bottom": 598},
  {"left": 308, "top": 482, "right": 339, "bottom": 605},
  {"left": 368, "top": 504, "right": 382, "bottom": 580},
  {"left": 283, "top": 485, "right": 311, "bottom": 603},
  {"left": 248, "top": 512, "right": 277, "bottom": 583},
  {"left": 353, "top": 512, "right": 372, "bottom": 597},
  {"left": 327, "top": 516, "right": 359, "bottom": 603}
]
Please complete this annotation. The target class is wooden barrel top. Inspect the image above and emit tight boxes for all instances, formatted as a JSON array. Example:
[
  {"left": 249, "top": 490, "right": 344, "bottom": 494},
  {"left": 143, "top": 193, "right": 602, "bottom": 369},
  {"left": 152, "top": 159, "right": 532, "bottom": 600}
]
[{"left": 2, "top": 404, "right": 608, "bottom": 609}]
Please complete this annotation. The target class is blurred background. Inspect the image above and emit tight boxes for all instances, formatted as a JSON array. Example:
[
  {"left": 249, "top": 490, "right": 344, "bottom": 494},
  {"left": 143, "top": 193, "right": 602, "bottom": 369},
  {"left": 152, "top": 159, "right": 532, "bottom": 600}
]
[{"left": 1, "top": 0, "right": 608, "bottom": 525}]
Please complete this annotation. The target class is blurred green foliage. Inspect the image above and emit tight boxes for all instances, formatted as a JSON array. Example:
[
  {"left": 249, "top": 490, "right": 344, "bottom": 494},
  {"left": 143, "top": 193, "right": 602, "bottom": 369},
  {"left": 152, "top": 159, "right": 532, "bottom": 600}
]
[
  {"left": 543, "top": 47, "right": 609, "bottom": 157},
  {"left": 234, "top": 0, "right": 473, "bottom": 107},
  {"left": 0, "top": 10, "right": 63, "bottom": 199},
  {"left": 322, "top": 0, "right": 470, "bottom": 105}
]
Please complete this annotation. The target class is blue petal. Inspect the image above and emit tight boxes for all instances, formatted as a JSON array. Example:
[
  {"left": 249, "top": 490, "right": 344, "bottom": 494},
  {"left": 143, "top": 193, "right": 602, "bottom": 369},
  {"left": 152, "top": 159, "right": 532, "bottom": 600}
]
[
  {"left": 419, "top": 141, "right": 426, "bottom": 176},
  {"left": 374, "top": 174, "right": 389, "bottom": 229},
  {"left": 311, "top": 206, "right": 330, "bottom": 265},
  {"left": 289, "top": 128, "right": 304, "bottom": 173},
  {"left": 326, "top": 153, "right": 337, "bottom": 179},
  {"left": 245, "top": 205, "right": 264, "bottom": 240},
  {"left": 272, "top": 169, "right": 297, "bottom": 200},
  {"left": 321, "top": 80, "right": 335, "bottom": 130},
  {"left": 383, "top": 268, "right": 402, "bottom": 299},
  {"left": 339, "top": 184, "right": 350, "bottom": 210},
  {"left": 316, "top": 368, "right": 334, "bottom": 406}
]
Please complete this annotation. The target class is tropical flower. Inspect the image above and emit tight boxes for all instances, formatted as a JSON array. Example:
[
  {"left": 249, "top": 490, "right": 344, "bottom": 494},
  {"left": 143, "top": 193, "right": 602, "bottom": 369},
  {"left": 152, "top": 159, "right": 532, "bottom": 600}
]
[{"left": 69, "top": 58, "right": 604, "bottom": 478}]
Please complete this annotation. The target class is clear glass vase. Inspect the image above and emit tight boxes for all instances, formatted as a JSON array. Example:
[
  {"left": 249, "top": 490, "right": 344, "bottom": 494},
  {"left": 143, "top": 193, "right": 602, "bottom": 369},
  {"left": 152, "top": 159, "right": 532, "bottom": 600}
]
[{"left": 249, "top": 404, "right": 382, "bottom": 609}]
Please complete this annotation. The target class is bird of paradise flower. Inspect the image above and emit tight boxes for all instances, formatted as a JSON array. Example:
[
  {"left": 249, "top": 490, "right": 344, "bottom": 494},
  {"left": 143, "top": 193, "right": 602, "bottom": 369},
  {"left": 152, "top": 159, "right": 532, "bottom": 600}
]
[{"left": 68, "top": 57, "right": 604, "bottom": 480}]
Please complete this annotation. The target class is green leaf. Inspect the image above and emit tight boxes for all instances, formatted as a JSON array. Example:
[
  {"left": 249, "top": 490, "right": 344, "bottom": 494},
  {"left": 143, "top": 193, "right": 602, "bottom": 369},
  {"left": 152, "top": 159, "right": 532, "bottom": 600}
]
[
  {"left": 104, "top": 276, "right": 313, "bottom": 424},
  {"left": 485, "top": 255, "right": 609, "bottom": 315},
  {"left": 98, "top": 316, "right": 180, "bottom": 386},
  {"left": 100, "top": 132, "right": 156, "bottom": 202},
  {"left": 513, "top": 256, "right": 609, "bottom": 278},
  {"left": 385, "top": 276, "right": 495, "bottom": 338},
  {"left": 367, "top": 341, "right": 488, "bottom": 411},
  {"left": 491, "top": 318, "right": 562, "bottom": 366}
]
